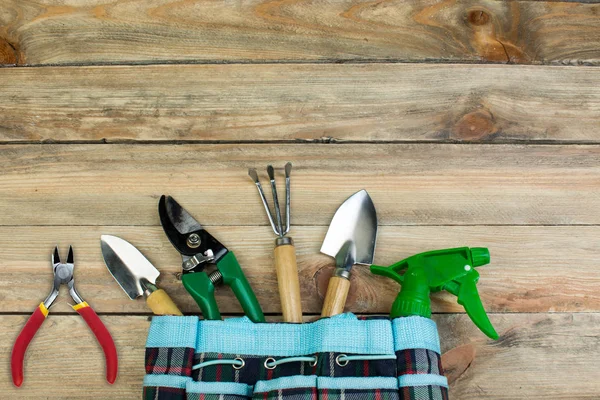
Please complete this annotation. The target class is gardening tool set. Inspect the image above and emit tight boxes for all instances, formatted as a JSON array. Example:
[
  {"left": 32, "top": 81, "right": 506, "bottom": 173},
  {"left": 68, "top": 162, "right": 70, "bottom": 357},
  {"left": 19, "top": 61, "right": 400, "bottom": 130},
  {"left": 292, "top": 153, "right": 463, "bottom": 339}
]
[{"left": 10, "top": 163, "right": 499, "bottom": 399}]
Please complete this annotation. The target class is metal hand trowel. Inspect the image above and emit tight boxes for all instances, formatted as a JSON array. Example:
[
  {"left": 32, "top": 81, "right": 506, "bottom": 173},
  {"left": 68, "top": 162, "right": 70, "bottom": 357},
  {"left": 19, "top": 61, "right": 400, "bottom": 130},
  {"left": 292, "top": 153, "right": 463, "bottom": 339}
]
[
  {"left": 320, "top": 190, "right": 378, "bottom": 317},
  {"left": 101, "top": 235, "right": 182, "bottom": 315}
]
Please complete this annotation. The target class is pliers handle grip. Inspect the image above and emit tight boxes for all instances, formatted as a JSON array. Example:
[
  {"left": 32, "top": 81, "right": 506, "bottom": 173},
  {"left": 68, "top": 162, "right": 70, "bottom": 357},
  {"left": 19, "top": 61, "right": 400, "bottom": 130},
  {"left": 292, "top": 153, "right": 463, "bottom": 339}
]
[{"left": 11, "top": 302, "right": 118, "bottom": 387}]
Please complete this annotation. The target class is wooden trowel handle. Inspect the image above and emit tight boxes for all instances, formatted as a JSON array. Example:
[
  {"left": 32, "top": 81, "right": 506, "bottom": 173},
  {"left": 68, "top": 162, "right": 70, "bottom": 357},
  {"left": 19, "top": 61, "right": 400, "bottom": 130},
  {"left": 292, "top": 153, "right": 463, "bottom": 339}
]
[
  {"left": 146, "top": 289, "right": 183, "bottom": 316},
  {"left": 321, "top": 276, "right": 351, "bottom": 317},
  {"left": 274, "top": 242, "right": 303, "bottom": 323}
]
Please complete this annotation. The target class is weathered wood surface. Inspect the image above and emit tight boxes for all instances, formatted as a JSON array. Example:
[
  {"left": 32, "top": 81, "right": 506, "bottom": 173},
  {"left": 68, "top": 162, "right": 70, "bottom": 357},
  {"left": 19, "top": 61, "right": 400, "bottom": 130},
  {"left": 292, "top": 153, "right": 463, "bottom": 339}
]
[
  {"left": 1, "top": 144, "right": 598, "bottom": 226},
  {"left": 1, "top": 313, "right": 597, "bottom": 399},
  {"left": 437, "top": 313, "right": 600, "bottom": 399},
  {"left": 1, "top": 225, "right": 599, "bottom": 314},
  {"left": 2, "top": 0, "right": 600, "bottom": 66},
  {"left": 1, "top": 2, "right": 598, "bottom": 397},
  {"left": 1, "top": 64, "right": 600, "bottom": 143}
]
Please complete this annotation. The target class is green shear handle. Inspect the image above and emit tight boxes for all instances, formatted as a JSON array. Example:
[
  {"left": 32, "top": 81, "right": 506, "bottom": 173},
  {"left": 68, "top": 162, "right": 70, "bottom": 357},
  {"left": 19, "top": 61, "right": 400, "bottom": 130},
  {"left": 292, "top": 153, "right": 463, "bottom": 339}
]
[{"left": 182, "top": 252, "right": 265, "bottom": 323}]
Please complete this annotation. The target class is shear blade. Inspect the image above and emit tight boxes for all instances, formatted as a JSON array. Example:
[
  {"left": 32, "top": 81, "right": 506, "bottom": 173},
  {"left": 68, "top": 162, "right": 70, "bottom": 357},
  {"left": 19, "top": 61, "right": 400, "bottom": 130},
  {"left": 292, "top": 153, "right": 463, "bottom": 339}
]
[{"left": 160, "top": 195, "right": 203, "bottom": 234}]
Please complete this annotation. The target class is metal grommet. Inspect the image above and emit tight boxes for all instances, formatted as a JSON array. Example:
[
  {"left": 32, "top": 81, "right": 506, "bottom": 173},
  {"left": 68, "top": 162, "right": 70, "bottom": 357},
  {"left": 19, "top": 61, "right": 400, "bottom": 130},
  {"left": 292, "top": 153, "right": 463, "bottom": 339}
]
[
  {"left": 233, "top": 357, "right": 245, "bottom": 370},
  {"left": 264, "top": 357, "right": 277, "bottom": 370},
  {"left": 309, "top": 356, "right": 318, "bottom": 367},
  {"left": 335, "top": 354, "right": 349, "bottom": 367}
]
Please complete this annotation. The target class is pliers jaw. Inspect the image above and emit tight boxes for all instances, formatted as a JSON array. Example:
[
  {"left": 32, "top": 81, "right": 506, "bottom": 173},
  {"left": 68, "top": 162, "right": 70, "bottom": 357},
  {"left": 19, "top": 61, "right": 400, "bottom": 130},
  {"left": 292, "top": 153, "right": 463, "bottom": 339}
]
[
  {"left": 43, "top": 246, "right": 83, "bottom": 309},
  {"left": 158, "top": 195, "right": 228, "bottom": 273}
]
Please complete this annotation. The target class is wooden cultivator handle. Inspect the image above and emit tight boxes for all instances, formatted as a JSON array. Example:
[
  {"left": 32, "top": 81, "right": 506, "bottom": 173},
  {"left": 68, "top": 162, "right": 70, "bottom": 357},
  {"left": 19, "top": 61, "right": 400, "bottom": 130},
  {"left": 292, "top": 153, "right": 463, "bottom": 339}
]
[{"left": 274, "top": 241, "right": 303, "bottom": 322}]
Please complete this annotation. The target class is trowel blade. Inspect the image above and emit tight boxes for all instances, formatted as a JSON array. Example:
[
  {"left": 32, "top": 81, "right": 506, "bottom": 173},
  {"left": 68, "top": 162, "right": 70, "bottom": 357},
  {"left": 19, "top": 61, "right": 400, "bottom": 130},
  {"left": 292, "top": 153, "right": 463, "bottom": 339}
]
[
  {"left": 320, "top": 190, "right": 378, "bottom": 266},
  {"left": 101, "top": 235, "right": 160, "bottom": 300}
]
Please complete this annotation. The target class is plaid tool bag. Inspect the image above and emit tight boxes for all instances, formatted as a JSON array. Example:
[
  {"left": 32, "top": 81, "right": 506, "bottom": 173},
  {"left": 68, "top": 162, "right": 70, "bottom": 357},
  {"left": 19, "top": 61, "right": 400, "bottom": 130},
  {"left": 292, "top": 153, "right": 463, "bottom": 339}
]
[{"left": 144, "top": 313, "right": 449, "bottom": 400}]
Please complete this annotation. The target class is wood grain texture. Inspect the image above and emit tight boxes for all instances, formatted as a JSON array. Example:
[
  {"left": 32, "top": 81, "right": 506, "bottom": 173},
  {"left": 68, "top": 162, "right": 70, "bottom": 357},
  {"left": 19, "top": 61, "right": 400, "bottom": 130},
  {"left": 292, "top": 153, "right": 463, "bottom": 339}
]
[
  {"left": 1, "top": 225, "right": 599, "bottom": 314},
  {"left": 437, "top": 313, "right": 600, "bottom": 399},
  {"left": 1, "top": 144, "right": 598, "bottom": 226},
  {"left": 1, "top": 313, "right": 598, "bottom": 398},
  {"left": 1, "top": 0, "right": 600, "bottom": 66},
  {"left": 1, "top": 64, "right": 600, "bottom": 143}
]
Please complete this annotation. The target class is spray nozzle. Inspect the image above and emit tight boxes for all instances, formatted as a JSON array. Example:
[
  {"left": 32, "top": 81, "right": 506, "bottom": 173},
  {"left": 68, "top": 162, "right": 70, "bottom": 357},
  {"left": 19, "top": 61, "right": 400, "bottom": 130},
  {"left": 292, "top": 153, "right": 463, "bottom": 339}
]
[{"left": 370, "top": 247, "right": 498, "bottom": 340}]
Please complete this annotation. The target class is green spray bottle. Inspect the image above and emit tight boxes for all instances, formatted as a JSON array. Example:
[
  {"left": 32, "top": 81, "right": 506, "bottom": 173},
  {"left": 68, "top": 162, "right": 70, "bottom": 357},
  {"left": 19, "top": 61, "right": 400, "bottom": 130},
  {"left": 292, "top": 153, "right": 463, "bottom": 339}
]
[{"left": 370, "top": 247, "right": 498, "bottom": 340}]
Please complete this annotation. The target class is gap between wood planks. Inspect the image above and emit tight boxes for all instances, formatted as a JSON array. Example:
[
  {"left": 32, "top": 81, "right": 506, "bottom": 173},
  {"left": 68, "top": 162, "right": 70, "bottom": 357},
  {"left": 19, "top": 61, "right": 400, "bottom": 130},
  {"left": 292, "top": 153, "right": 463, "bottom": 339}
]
[
  {"left": 3, "top": 140, "right": 600, "bottom": 145},
  {"left": 3, "top": 58, "right": 600, "bottom": 68}
]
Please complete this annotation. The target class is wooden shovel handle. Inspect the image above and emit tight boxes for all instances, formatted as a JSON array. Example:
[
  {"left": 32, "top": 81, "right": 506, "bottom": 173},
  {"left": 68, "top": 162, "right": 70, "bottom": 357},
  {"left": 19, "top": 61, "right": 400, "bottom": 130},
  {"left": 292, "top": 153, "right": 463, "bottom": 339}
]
[
  {"left": 274, "top": 243, "right": 303, "bottom": 322},
  {"left": 321, "top": 276, "right": 351, "bottom": 317},
  {"left": 146, "top": 289, "right": 183, "bottom": 316}
]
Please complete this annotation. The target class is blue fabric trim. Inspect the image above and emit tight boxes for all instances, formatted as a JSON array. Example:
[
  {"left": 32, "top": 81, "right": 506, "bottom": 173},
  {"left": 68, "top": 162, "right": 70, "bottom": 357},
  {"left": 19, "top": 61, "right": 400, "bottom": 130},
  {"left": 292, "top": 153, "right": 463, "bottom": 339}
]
[
  {"left": 196, "top": 313, "right": 394, "bottom": 356},
  {"left": 143, "top": 374, "right": 191, "bottom": 389},
  {"left": 186, "top": 381, "right": 253, "bottom": 396},
  {"left": 392, "top": 317, "right": 441, "bottom": 354},
  {"left": 398, "top": 374, "right": 448, "bottom": 389},
  {"left": 317, "top": 377, "right": 399, "bottom": 390},
  {"left": 254, "top": 376, "right": 317, "bottom": 393},
  {"left": 146, "top": 316, "right": 198, "bottom": 348}
]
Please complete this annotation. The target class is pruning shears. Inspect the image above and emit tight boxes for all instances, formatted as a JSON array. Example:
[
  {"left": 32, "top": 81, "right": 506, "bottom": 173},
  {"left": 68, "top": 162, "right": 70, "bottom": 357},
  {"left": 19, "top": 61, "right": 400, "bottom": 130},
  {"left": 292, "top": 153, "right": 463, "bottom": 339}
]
[{"left": 159, "top": 195, "right": 265, "bottom": 322}]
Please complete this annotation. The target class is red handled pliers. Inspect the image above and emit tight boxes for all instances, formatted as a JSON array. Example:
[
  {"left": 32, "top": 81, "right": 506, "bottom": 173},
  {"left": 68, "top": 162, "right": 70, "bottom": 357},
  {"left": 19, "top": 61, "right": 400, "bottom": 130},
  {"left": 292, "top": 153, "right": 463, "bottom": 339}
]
[{"left": 11, "top": 246, "right": 118, "bottom": 387}]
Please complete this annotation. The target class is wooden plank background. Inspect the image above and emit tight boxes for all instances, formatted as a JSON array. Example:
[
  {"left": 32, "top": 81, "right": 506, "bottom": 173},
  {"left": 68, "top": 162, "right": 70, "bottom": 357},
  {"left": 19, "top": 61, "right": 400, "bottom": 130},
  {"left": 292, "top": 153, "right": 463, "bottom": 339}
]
[
  {"left": 1, "top": 0, "right": 599, "bottom": 398},
  {"left": 2, "top": 0, "right": 600, "bottom": 65}
]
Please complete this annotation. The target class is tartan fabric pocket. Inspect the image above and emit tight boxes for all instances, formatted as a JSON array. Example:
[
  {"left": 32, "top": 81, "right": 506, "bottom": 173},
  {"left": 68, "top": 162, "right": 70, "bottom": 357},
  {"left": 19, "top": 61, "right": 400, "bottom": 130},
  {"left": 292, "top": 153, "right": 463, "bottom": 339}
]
[
  {"left": 143, "top": 375, "right": 191, "bottom": 400},
  {"left": 194, "top": 353, "right": 318, "bottom": 384},
  {"left": 253, "top": 376, "right": 318, "bottom": 400},
  {"left": 396, "top": 349, "right": 443, "bottom": 377},
  {"left": 143, "top": 385, "right": 186, "bottom": 400},
  {"left": 143, "top": 314, "right": 450, "bottom": 399},
  {"left": 399, "top": 386, "right": 449, "bottom": 400},
  {"left": 253, "top": 387, "right": 318, "bottom": 400},
  {"left": 319, "top": 388, "right": 399, "bottom": 400},
  {"left": 146, "top": 347, "right": 195, "bottom": 376}
]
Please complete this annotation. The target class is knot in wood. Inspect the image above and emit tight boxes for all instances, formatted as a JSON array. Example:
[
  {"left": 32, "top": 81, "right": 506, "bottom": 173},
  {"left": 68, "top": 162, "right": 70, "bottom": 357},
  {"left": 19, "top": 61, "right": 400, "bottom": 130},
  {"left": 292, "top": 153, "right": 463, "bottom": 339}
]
[
  {"left": 467, "top": 10, "right": 490, "bottom": 26},
  {"left": 452, "top": 109, "right": 497, "bottom": 141}
]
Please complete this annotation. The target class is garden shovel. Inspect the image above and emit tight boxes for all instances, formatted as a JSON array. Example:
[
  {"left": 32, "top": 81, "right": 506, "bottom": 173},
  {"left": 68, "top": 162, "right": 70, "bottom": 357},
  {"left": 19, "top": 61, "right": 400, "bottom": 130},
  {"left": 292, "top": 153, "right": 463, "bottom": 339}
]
[
  {"left": 101, "top": 235, "right": 182, "bottom": 315},
  {"left": 320, "top": 190, "right": 377, "bottom": 317}
]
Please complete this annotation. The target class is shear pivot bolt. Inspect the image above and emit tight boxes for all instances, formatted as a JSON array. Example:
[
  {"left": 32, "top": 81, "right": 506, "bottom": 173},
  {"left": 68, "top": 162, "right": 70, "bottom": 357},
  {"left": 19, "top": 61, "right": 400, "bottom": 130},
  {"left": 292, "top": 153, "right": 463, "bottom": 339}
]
[
  {"left": 464, "top": 265, "right": 471, "bottom": 271},
  {"left": 187, "top": 233, "right": 201, "bottom": 248}
]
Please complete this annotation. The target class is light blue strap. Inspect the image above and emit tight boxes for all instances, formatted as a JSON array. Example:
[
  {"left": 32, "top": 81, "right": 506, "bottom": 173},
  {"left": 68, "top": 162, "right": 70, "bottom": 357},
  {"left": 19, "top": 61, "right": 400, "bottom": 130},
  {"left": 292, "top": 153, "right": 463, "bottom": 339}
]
[
  {"left": 143, "top": 374, "right": 191, "bottom": 388},
  {"left": 337, "top": 354, "right": 396, "bottom": 363},
  {"left": 398, "top": 374, "right": 448, "bottom": 389},
  {"left": 186, "top": 381, "right": 253, "bottom": 396},
  {"left": 317, "top": 377, "right": 399, "bottom": 390},
  {"left": 393, "top": 317, "right": 441, "bottom": 353},
  {"left": 146, "top": 316, "right": 198, "bottom": 348},
  {"left": 265, "top": 356, "right": 317, "bottom": 368},
  {"left": 254, "top": 376, "right": 317, "bottom": 393},
  {"left": 196, "top": 313, "right": 394, "bottom": 356},
  {"left": 192, "top": 358, "right": 244, "bottom": 370}
]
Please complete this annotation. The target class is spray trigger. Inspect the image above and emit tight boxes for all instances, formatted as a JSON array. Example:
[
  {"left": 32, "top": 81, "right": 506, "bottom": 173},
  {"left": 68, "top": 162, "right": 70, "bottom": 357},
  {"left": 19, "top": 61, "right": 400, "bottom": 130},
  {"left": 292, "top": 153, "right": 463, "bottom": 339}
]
[{"left": 371, "top": 247, "right": 498, "bottom": 340}]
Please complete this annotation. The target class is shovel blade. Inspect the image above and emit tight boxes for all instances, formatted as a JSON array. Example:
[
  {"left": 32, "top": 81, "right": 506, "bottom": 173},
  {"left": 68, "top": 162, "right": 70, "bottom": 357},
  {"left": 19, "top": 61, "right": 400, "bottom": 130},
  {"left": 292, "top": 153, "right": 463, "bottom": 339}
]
[
  {"left": 101, "top": 235, "right": 160, "bottom": 300},
  {"left": 320, "top": 190, "right": 377, "bottom": 266}
]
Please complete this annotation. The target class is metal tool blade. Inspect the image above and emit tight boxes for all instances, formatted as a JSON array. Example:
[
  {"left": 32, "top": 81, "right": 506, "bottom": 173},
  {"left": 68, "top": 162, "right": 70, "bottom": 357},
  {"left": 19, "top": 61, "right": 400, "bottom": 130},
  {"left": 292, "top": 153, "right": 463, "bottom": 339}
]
[
  {"left": 320, "top": 190, "right": 377, "bottom": 268},
  {"left": 100, "top": 235, "right": 160, "bottom": 300},
  {"left": 163, "top": 195, "right": 203, "bottom": 235},
  {"left": 335, "top": 240, "right": 357, "bottom": 270}
]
